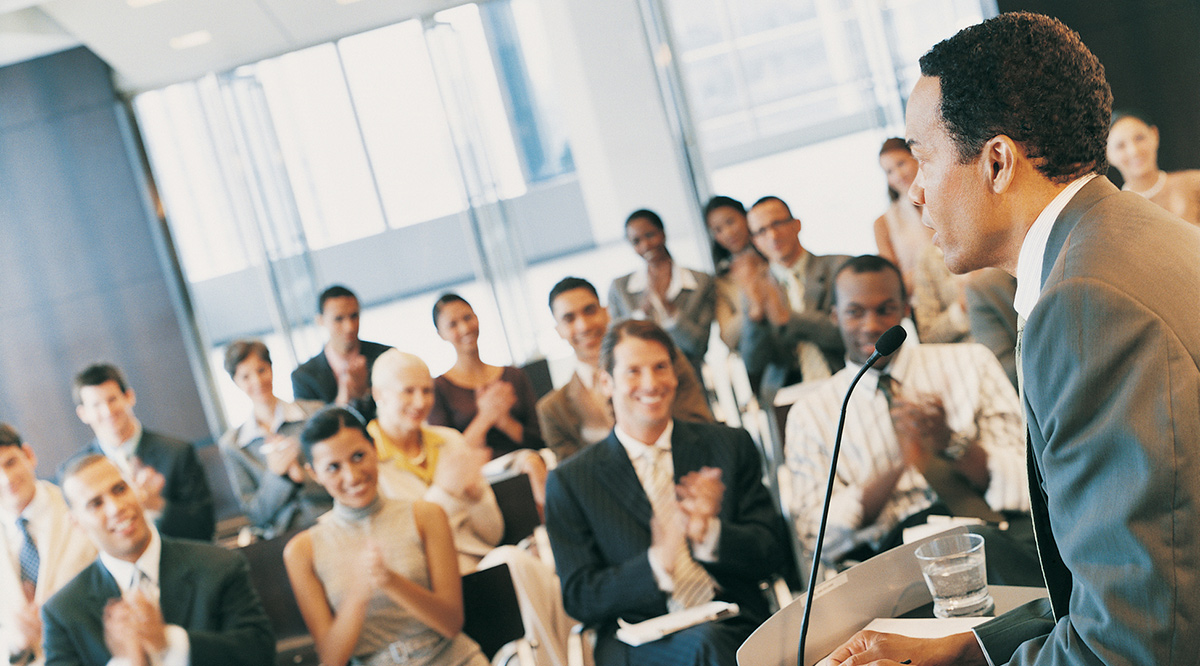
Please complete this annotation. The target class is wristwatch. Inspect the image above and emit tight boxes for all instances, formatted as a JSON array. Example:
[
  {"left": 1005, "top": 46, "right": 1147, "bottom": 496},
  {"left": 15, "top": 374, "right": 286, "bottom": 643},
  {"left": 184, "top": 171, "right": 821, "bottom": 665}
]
[{"left": 941, "top": 433, "right": 971, "bottom": 461}]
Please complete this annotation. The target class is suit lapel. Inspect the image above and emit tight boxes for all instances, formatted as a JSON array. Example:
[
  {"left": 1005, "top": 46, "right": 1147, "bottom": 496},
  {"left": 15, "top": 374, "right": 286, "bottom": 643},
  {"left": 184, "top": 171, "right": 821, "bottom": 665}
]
[
  {"left": 595, "top": 434, "right": 653, "bottom": 525},
  {"left": 158, "top": 539, "right": 196, "bottom": 627},
  {"left": 87, "top": 560, "right": 121, "bottom": 605},
  {"left": 670, "top": 422, "right": 705, "bottom": 479}
]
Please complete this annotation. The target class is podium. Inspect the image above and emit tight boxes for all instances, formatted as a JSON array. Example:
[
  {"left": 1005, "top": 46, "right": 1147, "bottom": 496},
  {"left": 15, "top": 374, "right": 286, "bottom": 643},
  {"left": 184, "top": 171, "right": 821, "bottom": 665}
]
[{"left": 738, "top": 527, "right": 1048, "bottom": 666}]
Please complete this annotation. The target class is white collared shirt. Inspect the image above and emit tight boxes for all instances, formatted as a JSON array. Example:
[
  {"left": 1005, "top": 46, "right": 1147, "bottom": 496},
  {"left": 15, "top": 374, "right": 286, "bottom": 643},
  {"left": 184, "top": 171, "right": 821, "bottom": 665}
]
[
  {"left": 98, "top": 421, "right": 144, "bottom": 479},
  {"left": 625, "top": 262, "right": 700, "bottom": 327},
  {"left": 235, "top": 401, "right": 309, "bottom": 448},
  {"left": 612, "top": 422, "right": 721, "bottom": 592},
  {"left": 98, "top": 525, "right": 189, "bottom": 666},
  {"left": 1013, "top": 174, "right": 1097, "bottom": 320}
]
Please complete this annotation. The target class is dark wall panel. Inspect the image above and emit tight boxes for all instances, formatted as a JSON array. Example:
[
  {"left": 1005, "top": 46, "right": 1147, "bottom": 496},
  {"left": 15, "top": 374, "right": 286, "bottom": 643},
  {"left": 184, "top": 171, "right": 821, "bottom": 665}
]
[
  {"left": 0, "top": 47, "right": 210, "bottom": 474},
  {"left": 996, "top": 0, "right": 1200, "bottom": 176}
]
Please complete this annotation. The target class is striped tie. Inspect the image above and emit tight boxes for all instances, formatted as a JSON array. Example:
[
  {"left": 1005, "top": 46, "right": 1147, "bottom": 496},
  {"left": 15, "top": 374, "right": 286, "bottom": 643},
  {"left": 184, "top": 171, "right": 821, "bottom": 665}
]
[
  {"left": 16, "top": 516, "right": 38, "bottom": 588},
  {"left": 643, "top": 446, "right": 716, "bottom": 611}
]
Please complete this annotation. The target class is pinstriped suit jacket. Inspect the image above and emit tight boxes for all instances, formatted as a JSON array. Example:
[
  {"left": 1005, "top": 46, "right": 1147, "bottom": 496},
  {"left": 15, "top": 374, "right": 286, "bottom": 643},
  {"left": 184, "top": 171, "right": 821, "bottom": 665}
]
[{"left": 544, "top": 421, "right": 783, "bottom": 653}]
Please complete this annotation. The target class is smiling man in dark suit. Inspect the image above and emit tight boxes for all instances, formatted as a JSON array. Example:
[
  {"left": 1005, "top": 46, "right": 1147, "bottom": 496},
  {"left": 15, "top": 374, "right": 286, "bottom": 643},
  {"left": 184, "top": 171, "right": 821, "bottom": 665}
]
[
  {"left": 545, "top": 319, "right": 782, "bottom": 666},
  {"left": 68, "top": 364, "right": 214, "bottom": 542},
  {"left": 42, "top": 454, "right": 273, "bottom": 666},
  {"left": 828, "top": 12, "right": 1200, "bottom": 666}
]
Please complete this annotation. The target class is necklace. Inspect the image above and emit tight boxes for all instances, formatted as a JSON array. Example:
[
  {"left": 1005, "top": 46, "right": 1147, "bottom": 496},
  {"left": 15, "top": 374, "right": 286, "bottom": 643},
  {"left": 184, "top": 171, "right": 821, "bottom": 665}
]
[{"left": 1124, "top": 170, "right": 1167, "bottom": 198}]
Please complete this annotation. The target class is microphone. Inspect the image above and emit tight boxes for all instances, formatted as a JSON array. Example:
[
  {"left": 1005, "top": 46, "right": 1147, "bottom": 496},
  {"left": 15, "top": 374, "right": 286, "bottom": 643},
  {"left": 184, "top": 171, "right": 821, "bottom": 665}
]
[{"left": 797, "top": 324, "right": 907, "bottom": 665}]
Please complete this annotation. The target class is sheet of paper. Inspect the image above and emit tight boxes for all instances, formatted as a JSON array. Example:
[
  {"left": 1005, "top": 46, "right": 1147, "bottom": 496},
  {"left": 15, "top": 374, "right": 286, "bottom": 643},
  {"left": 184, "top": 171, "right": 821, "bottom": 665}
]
[{"left": 615, "top": 601, "right": 739, "bottom": 646}]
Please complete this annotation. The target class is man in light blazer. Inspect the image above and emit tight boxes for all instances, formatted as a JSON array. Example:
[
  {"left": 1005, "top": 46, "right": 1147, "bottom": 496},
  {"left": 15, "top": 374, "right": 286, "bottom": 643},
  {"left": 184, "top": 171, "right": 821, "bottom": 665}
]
[
  {"left": 42, "top": 455, "right": 273, "bottom": 666},
  {"left": 828, "top": 13, "right": 1200, "bottom": 666},
  {"left": 539, "top": 277, "right": 713, "bottom": 463},
  {"left": 66, "top": 363, "right": 214, "bottom": 542},
  {"left": 545, "top": 320, "right": 783, "bottom": 666},
  {"left": 741, "top": 196, "right": 849, "bottom": 391},
  {"left": 0, "top": 425, "right": 95, "bottom": 666}
]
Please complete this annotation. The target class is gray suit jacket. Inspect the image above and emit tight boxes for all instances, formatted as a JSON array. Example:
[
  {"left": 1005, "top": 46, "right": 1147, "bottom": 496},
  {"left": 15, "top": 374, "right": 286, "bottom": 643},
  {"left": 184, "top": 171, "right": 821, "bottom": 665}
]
[
  {"left": 42, "top": 537, "right": 274, "bottom": 666},
  {"left": 536, "top": 355, "right": 714, "bottom": 463},
  {"left": 975, "top": 177, "right": 1200, "bottom": 664},
  {"left": 608, "top": 267, "right": 716, "bottom": 370},
  {"left": 965, "top": 268, "right": 1019, "bottom": 390},
  {"left": 740, "top": 252, "right": 849, "bottom": 389}
]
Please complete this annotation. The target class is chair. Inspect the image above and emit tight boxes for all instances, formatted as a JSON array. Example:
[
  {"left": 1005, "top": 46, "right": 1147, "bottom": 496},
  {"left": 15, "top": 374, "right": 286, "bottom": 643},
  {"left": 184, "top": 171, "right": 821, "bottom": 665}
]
[
  {"left": 238, "top": 530, "right": 318, "bottom": 666},
  {"left": 462, "top": 563, "right": 535, "bottom": 665},
  {"left": 195, "top": 442, "right": 250, "bottom": 543},
  {"left": 491, "top": 472, "right": 542, "bottom": 547}
]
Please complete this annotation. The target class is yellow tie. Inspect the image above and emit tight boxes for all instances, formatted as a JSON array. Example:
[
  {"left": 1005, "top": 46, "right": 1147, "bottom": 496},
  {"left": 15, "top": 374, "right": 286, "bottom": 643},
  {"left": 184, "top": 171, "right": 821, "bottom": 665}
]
[{"left": 642, "top": 447, "right": 716, "bottom": 611}]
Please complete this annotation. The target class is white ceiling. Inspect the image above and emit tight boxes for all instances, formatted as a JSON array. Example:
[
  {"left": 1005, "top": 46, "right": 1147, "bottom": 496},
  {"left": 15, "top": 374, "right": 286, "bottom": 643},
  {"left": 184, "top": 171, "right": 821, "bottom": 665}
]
[{"left": 3, "top": 0, "right": 463, "bottom": 92}]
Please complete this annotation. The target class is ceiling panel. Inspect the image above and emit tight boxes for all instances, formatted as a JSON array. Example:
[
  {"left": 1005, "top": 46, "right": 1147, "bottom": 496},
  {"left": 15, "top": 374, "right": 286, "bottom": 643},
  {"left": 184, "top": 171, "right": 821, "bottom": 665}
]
[
  {"left": 29, "top": 0, "right": 471, "bottom": 92},
  {"left": 258, "top": 0, "right": 460, "bottom": 46},
  {"left": 0, "top": 7, "right": 78, "bottom": 69},
  {"left": 40, "top": 0, "right": 293, "bottom": 91}
]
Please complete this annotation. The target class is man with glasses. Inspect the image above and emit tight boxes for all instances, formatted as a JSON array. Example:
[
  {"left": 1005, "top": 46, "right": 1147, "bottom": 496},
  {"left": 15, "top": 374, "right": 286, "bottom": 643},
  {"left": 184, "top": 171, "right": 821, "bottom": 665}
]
[{"left": 740, "top": 196, "right": 849, "bottom": 390}]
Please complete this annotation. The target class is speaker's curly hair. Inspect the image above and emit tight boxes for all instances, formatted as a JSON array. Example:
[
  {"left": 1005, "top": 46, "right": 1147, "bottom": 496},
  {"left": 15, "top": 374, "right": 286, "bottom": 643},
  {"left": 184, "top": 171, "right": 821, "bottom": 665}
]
[{"left": 919, "top": 12, "right": 1112, "bottom": 183}]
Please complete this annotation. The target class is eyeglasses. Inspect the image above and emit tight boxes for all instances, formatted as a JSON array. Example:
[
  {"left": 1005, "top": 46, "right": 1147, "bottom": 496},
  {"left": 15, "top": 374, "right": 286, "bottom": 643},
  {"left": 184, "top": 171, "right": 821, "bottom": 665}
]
[{"left": 750, "top": 217, "right": 796, "bottom": 238}]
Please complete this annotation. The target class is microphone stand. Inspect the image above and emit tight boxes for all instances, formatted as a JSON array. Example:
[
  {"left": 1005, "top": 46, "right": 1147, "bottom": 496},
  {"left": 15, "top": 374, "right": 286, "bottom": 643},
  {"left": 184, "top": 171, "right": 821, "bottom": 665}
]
[{"left": 797, "top": 325, "right": 906, "bottom": 665}]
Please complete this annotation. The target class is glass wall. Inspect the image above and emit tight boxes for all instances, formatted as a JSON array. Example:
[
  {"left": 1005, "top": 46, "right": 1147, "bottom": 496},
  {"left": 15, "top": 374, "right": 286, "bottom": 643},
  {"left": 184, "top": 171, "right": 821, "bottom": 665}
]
[
  {"left": 648, "top": 0, "right": 997, "bottom": 255},
  {"left": 134, "top": 0, "right": 589, "bottom": 426}
]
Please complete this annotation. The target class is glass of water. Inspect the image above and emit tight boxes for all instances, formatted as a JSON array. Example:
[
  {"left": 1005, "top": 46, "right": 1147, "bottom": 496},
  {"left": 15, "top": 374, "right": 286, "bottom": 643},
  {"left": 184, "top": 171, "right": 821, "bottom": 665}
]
[{"left": 914, "top": 533, "right": 995, "bottom": 618}]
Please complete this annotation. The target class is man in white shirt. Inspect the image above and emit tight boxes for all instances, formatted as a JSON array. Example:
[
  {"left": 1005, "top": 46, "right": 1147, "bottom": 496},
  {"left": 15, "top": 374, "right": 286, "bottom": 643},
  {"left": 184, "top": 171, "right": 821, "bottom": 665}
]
[
  {"left": 538, "top": 277, "right": 712, "bottom": 463},
  {"left": 42, "top": 455, "right": 273, "bottom": 666},
  {"left": 0, "top": 424, "right": 95, "bottom": 666},
  {"left": 545, "top": 319, "right": 782, "bottom": 666},
  {"left": 828, "top": 12, "right": 1200, "bottom": 666},
  {"left": 783, "top": 256, "right": 1035, "bottom": 578}
]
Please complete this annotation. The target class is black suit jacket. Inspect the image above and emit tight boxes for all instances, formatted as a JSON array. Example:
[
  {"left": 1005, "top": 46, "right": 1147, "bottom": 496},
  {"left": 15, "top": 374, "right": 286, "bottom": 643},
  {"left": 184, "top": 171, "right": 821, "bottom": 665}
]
[
  {"left": 545, "top": 421, "right": 783, "bottom": 652},
  {"left": 65, "top": 431, "right": 215, "bottom": 541},
  {"left": 290, "top": 340, "right": 392, "bottom": 422},
  {"left": 42, "top": 537, "right": 274, "bottom": 666}
]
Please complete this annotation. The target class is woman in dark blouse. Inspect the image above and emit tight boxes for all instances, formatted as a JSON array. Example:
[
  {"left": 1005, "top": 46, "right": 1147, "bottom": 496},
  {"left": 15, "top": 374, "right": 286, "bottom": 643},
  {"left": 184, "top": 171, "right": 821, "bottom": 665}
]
[{"left": 427, "top": 293, "right": 545, "bottom": 457}]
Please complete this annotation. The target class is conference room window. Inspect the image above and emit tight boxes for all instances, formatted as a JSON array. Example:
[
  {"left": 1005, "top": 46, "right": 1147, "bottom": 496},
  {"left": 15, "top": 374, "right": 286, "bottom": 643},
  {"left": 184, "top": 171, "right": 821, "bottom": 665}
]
[
  {"left": 133, "top": 0, "right": 588, "bottom": 426},
  {"left": 647, "top": 0, "right": 996, "bottom": 254}
]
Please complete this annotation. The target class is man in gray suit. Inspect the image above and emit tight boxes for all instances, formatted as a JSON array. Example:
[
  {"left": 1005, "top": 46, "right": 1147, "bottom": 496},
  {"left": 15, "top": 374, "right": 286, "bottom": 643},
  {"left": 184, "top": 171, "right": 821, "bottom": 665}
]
[
  {"left": 740, "top": 196, "right": 849, "bottom": 391},
  {"left": 828, "top": 12, "right": 1200, "bottom": 666}
]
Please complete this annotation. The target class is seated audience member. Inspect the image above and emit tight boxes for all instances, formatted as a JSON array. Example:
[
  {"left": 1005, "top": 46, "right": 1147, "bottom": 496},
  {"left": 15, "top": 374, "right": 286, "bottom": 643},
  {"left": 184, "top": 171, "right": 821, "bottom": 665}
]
[
  {"left": 369, "top": 350, "right": 574, "bottom": 666},
  {"left": 43, "top": 455, "right": 274, "bottom": 666},
  {"left": 608, "top": 209, "right": 716, "bottom": 380},
  {"left": 704, "top": 196, "right": 769, "bottom": 353},
  {"left": 545, "top": 320, "right": 783, "bottom": 666},
  {"left": 0, "top": 424, "right": 95, "bottom": 666},
  {"left": 292, "top": 285, "right": 393, "bottom": 422},
  {"left": 368, "top": 349, "right": 504, "bottom": 571},
  {"left": 874, "top": 138, "right": 970, "bottom": 343},
  {"left": 784, "top": 256, "right": 1036, "bottom": 577},
  {"left": 67, "top": 363, "right": 215, "bottom": 541},
  {"left": 1107, "top": 110, "right": 1200, "bottom": 226},
  {"left": 741, "top": 196, "right": 849, "bottom": 390},
  {"left": 539, "top": 277, "right": 712, "bottom": 463},
  {"left": 284, "top": 408, "right": 488, "bottom": 666},
  {"left": 218, "top": 339, "right": 332, "bottom": 539},
  {"left": 428, "top": 294, "right": 546, "bottom": 477},
  {"left": 964, "top": 269, "right": 1019, "bottom": 390}
]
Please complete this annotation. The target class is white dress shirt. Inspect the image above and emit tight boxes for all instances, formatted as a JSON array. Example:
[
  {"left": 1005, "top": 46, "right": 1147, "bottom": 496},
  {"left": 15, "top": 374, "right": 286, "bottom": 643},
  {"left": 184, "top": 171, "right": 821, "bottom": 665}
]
[
  {"left": 1013, "top": 174, "right": 1097, "bottom": 320},
  {"left": 98, "top": 526, "right": 189, "bottom": 666}
]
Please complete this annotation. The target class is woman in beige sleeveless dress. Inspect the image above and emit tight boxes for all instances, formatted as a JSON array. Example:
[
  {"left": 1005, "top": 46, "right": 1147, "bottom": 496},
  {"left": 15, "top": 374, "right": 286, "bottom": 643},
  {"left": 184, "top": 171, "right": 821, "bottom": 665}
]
[{"left": 283, "top": 407, "right": 488, "bottom": 666}]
